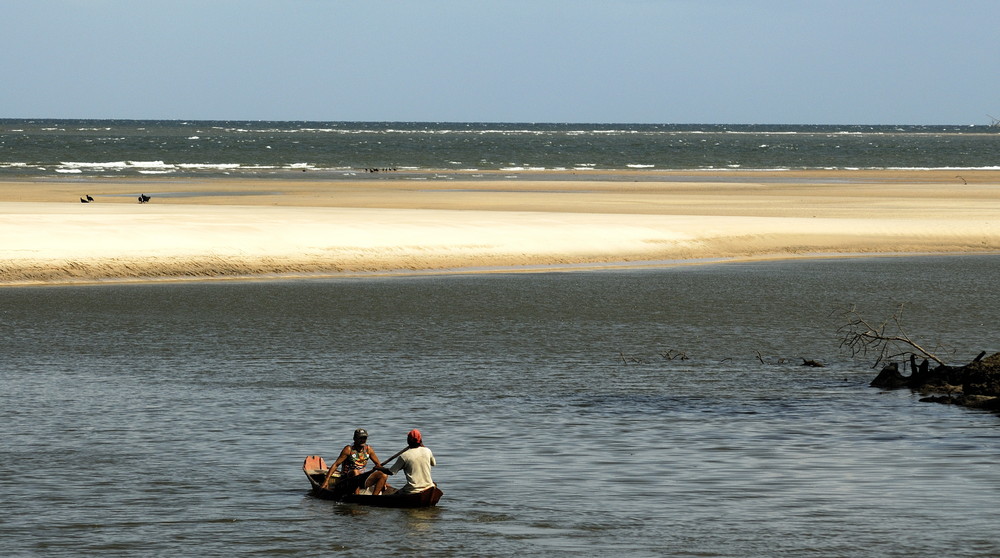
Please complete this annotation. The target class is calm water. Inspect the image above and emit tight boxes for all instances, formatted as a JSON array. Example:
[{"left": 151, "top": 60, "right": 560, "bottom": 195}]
[
  {"left": 2, "top": 120, "right": 999, "bottom": 178},
  {"left": 2, "top": 256, "right": 1000, "bottom": 557}
]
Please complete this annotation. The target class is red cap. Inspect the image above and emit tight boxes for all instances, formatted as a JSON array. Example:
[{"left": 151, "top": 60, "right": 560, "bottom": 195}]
[{"left": 407, "top": 429, "right": 423, "bottom": 446}]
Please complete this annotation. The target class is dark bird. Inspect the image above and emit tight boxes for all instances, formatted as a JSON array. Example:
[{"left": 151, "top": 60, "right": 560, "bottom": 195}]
[
  {"left": 86, "top": 194, "right": 94, "bottom": 202},
  {"left": 80, "top": 197, "right": 89, "bottom": 203},
  {"left": 138, "top": 194, "right": 151, "bottom": 203}
]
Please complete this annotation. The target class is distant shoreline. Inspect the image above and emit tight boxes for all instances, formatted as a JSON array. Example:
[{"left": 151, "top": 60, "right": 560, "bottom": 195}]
[
  {"left": 3, "top": 169, "right": 1000, "bottom": 286},
  {"left": 6, "top": 166, "right": 1000, "bottom": 183},
  {"left": 3, "top": 166, "right": 996, "bottom": 187}
]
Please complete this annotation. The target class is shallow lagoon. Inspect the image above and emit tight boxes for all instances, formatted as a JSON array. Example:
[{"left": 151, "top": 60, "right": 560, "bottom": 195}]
[{"left": 2, "top": 256, "right": 999, "bottom": 556}]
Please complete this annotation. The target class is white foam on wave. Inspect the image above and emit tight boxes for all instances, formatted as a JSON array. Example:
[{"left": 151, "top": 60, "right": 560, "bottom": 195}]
[
  {"left": 178, "top": 163, "right": 241, "bottom": 170},
  {"left": 61, "top": 161, "right": 128, "bottom": 169},
  {"left": 60, "top": 161, "right": 176, "bottom": 170},
  {"left": 627, "top": 164, "right": 655, "bottom": 168}
]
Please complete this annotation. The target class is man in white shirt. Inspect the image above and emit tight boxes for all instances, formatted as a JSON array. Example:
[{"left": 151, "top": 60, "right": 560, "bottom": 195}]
[{"left": 385, "top": 429, "right": 436, "bottom": 494}]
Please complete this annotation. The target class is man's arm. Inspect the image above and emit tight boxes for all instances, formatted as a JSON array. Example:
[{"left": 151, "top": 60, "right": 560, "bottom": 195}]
[
  {"left": 367, "top": 445, "right": 382, "bottom": 468},
  {"left": 387, "top": 454, "right": 405, "bottom": 475},
  {"left": 321, "top": 446, "right": 352, "bottom": 488}
]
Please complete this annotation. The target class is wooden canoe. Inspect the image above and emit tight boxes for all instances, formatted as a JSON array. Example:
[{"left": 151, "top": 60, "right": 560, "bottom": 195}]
[{"left": 302, "top": 455, "right": 443, "bottom": 508}]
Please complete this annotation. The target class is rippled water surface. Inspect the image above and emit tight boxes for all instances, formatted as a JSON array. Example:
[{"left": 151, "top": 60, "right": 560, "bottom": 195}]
[
  {"left": 2, "top": 256, "right": 1000, "bottom": 556},
  {"left": 4, "top": 120, "right": 1000, "bottom": 177}
]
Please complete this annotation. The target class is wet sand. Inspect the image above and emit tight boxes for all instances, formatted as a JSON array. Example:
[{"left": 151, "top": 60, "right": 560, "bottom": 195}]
[{"left": 2, "top": 169, "right": 999, "bottom": 285}]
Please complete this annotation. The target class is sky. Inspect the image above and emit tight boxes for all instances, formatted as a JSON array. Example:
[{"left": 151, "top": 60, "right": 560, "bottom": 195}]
[{"left": 2, "top": 0, "right": 999, "bottom": 125}]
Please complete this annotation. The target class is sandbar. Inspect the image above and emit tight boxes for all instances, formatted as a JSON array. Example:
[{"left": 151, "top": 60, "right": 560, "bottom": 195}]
[{"left": 2, "top": 169, "right": 999, "bottom": 285}]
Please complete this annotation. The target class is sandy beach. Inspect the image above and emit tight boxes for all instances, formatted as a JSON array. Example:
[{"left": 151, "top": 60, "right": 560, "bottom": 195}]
[{"left": 2, "top": 169, "right": 999, "bottom": 285}]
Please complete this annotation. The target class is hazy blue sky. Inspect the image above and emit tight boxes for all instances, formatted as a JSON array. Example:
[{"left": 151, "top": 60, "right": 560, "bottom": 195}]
[{"left": 3, "top": 0, "right": 998, "bottom": 124}]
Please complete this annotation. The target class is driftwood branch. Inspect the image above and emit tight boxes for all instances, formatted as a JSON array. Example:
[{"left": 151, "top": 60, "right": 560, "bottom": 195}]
[
  {"left": 835, "top": 303, "right": 945, "bottom": 367},
  {"left": 619, "top": 351, "right": 646, "bottom": 365},
  {"left": 754, "top": 350, "right": 768, "bottom": 365},
  {"left": 660, "top": 349, "right": 689, "bottom": 361}
]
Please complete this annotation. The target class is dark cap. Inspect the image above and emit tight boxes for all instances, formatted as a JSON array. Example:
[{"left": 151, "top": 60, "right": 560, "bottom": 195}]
[{"left": 354, "top": 428, "right": 368, "bottom": 438}]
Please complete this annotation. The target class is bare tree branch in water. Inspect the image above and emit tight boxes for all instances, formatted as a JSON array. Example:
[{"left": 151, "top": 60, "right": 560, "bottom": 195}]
[
  {"left": 753, "top": 351, "right": 795, "bottom": 365},
  {"left": 660, "top": 349, "right": 689, "bottom": 361},
  {"left": 619, "top": 351, "right": 646, "bottom": 365},
  {"left": 835, "top": 303, "right": 945, "bottom": 367},
  {"left": 754, "top": 350, "right": 767, "bottom": 365}
]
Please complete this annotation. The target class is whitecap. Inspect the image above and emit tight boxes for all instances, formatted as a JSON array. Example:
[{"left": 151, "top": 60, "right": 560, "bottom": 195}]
[
  {"left": 61, "top": 161, "right": 126, "bottom": 169},
  {"left": 177, "top": 163, "right": 241, "bottom": 170},
  {"left": 127, "top": 161, "right": 172, "bottom": 169}
]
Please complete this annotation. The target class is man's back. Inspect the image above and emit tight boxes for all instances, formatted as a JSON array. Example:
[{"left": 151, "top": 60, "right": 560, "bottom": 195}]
[{"left": 392, "top": 446, "right": 436, "bottom": 493}]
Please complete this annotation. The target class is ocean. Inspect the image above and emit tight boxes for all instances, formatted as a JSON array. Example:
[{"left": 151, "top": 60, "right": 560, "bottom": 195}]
[
  {"left": 2, "top": 120, "right": 999, "bottom": 178},
  {"left": 2, "top": 256, "right": 1000, "bottom": 556}
]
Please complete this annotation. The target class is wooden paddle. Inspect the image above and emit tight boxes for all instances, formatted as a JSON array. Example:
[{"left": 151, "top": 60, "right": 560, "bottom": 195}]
[
  {"left": 375, "top": 446, "right": 410, "bottom": 472},
  {"left": 322, "top": 444, "right": 408, "bottom": 489}
]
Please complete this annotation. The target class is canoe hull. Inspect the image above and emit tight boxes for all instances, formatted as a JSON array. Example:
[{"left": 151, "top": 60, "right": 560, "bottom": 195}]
[
  {"left": 302, "top": 455, "right": 443, "bottom": 508},
  {"left": 336, "top": 485, "right": 443, "bottom": 508}
]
